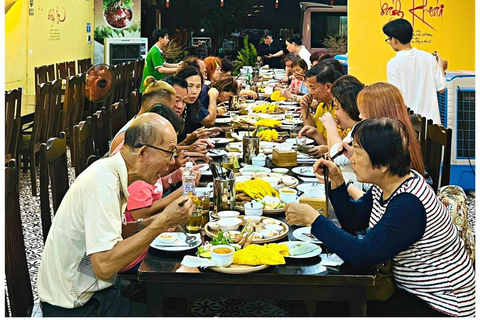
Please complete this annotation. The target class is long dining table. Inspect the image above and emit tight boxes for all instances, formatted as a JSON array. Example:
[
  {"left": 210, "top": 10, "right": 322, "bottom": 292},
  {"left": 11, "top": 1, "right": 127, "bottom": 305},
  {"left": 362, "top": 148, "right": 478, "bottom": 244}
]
[{"left": 137, "top": 100, "right": 376, "bottom": 316}]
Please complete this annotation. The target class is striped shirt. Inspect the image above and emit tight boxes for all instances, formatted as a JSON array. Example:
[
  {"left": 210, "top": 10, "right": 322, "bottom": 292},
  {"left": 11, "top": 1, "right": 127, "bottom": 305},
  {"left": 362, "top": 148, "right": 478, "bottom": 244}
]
[{"left": 369, "top": 171, "right": 475, "bottom": 316}]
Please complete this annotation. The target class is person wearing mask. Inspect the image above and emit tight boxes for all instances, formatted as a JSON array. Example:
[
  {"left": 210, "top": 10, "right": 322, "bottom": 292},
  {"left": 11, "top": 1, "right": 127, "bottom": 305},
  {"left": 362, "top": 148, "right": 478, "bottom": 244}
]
[
  {"left": 285, "top": 34, "right": 311, "bottom": 68},
  {"left": 37, "top": 113, "right": 195, "bottom": 316},
  {"left": 383, "top": 18, "right": 446, "bottom": 124},
  {"left": 140, "top": 28, "right": 181, "bottom": 93},
  {"left": 286, "top": 118, "right": 475, "bottom": 317},
  {"left": 259, "top": 31, "right": 284, "bottom": 69}
]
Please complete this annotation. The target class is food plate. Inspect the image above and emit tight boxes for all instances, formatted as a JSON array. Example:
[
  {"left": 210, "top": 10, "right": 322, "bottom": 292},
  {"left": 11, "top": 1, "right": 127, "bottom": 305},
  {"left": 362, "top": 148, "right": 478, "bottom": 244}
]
[
  {"left": 206, "top": 149, "right": 227, "bottom": 157},
  {"left": 297, "top": 183, "right": 324, "bottom": 193},
  {"left": 282, "top": 119, "right": 303, "bottom": 125},
  {"left": 292, "top": 227, "right": 322, "bottom": 244},
  {"left": 239, "top": 166, "right": 272, "bottom": 173},
  {"left": 285, "top": 138, "right": 315, "bottom": 145},
  {"left": 291, "top": 166, "right": 316, "bottom": 177},
  {"left": 209, "top": 263, "right": 269, "bottom": 274},
  {"left": 204, "top": 216, "right": 289, "bottom": 244},
  {"left": 209, "top": 138, "right": 234, "bottom": 145},
  {"left": 150, "top": 233, "right": 202, "bottom": 251},
  {"left": 279, "top": 101, "right": 299, "bottom": 105},
  {"left": 280, "top": 241, "right": 322, "bottom": 259},
  {"left": 199, "top": 164, "right": 212, "bottom": 176},
  {"left": 215, "top": 117, "right": 233, "bottom": 124}
]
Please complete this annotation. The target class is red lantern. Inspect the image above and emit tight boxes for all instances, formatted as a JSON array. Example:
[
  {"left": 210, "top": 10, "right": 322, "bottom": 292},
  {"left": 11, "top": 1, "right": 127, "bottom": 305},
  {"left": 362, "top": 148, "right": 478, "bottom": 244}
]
[
  {"left": 275, "top": 0, "right": 279, "bottom": 9},
  {"left": 220, "top": 0, "right": 224, "bottom": 7},
  {"left": 166, "top": 0, "right": 170, "bottom": 8}
]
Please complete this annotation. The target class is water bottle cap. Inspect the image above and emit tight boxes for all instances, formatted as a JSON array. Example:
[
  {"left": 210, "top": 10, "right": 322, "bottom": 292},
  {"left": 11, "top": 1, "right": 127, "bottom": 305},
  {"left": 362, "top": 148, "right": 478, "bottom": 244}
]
[{"left": 186, "top": 161, "right": 193, "bottom": 168}]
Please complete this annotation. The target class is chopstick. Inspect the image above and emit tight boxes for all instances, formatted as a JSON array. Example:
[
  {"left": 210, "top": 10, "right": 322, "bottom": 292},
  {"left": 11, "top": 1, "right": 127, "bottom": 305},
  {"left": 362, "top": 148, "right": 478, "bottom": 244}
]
[
  {"left": 330, "top": 141, "right": 353, "bottom": 161},
  {"left": 178, "top": 199, "right": 189, "bottom": 206}
]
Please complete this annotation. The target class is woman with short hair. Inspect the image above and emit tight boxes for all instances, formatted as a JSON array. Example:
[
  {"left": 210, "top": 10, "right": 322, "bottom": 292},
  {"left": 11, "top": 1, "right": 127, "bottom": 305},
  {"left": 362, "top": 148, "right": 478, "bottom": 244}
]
[{"left": 286, "top": 118, "right": 475, "bottom": 317}]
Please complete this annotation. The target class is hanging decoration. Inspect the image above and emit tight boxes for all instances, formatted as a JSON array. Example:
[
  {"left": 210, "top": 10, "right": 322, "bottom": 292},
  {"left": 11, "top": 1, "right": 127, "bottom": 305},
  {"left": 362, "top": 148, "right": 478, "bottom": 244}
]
[
  {"left": 220, "top": 0, "right": 224, "bottom": 7},
  {"left": 275, "top": 0, "right": 279, "bottom": 9},
  {"left": 166, "top": 0, "right": 170, "bottom": 8}
]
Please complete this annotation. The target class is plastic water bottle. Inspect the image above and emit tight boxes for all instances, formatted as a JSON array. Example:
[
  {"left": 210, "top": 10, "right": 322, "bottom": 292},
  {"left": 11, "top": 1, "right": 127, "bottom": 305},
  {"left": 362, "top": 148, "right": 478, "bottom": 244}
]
[{"left": 182, "top": 162, "right": 196, "bottom": 197}]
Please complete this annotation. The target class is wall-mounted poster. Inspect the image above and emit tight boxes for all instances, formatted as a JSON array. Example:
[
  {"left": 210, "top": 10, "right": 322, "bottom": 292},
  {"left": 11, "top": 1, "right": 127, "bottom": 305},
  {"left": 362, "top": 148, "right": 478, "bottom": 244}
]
[{"left": 94, "top": 0, "right": 141, "bottom": 64}]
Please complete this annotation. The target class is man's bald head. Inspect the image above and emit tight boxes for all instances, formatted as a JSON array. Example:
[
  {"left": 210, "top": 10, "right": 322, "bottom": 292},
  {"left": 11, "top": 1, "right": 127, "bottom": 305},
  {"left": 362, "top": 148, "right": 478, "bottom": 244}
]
[{"left": 124, "top": 113, "right": 176, "bottom": 149}]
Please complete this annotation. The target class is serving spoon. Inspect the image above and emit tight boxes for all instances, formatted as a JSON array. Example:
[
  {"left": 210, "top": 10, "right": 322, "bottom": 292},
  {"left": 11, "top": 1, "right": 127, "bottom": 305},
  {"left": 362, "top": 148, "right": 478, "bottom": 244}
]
[{"left": 177, "top": 224, "right": 198, "bottom": 246}]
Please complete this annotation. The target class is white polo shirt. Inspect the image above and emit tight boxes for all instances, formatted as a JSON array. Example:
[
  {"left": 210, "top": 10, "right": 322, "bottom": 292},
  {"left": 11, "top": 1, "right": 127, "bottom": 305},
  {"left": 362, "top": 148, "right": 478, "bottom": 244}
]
[
  {"left": 387, "top": 48, "right": 446, "bottom": 124},
  {"left": 37, "top": 152, "right": 130, "bottom": 308},
  {"left": 298, "top": 45, "right": 312, "bottom": 68}
]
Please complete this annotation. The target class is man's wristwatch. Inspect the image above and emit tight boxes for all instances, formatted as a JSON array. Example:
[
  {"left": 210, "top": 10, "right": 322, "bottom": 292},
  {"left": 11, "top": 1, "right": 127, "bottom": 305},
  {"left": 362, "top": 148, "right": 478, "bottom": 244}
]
[
  {"left": 346, "top": 180, "right": 354, "bottom": 189},
  {"left": 137, "top": 218, "right": 145, "bottom": 232}
]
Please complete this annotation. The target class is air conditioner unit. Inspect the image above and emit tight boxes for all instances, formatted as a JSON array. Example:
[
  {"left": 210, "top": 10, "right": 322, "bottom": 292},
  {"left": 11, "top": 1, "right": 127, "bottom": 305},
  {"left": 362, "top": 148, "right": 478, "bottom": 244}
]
[{"left": 437, "top": 71, "right": 475, "bottom": 190}]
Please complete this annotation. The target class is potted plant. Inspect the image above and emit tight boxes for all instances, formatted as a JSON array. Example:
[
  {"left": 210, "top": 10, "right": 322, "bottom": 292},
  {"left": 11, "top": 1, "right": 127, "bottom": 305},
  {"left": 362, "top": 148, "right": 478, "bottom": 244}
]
[{"left": 233, "top": 35, "right": 258, "bottom": 76}]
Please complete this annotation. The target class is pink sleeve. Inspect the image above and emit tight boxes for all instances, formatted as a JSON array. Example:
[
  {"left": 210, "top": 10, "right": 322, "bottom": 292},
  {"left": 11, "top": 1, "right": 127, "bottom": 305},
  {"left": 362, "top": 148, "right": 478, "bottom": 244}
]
[
  {"left": 110, "top": 141, "right": 124, "bottom": 156},
  {"left": 126, "top": 181, "right": 155, "bottom": 211}
]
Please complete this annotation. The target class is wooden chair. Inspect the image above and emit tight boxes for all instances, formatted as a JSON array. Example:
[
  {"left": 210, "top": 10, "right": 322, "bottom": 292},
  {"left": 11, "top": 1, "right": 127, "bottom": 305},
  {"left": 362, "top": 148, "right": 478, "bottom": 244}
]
[
  {"left": 409, "top": 113, "right": 430, "bottom": 159},
  {"left": 111, "top": 64, "right": 125, "bottom": 104},
  {"left": 109, "top": 99, "right": 127, "bottom": 141},
  {"left": 92, "top": 107, "right": 111, "bottom": 159},
  {"left": 61, "top": 74, "right": 86, "bottom": 162},
  {"left": 134, "top": 59, "right": 145, "bottom": 91},
  {"left": 39, "top": 132, "right": 69, "bottom": 242},
  {"left": 5, "top": 159, "right": 34, "bottom": 317},
  {"left": 5, "top": 88, "right": 22, "bottom": 164},
  {"left": 45, "top": 80, "right": 64, "bottom": 140},
  {"left": 73, "top": 117, "right": 96, "bottom": 177},
  {"left": 34, "top": 64, "right": 55, "bottom": 96},
  {"left": 56, "top": 60, "right": 76, "bottom": 79},
  {"left": 78, "top": 58, "right": 92, "bottom": 74},
  {"left": 425, "top": 123, "right": 452, "bottom": 194},
  {"left": 123, "top": 62, "right": 136, "bottom": 119}
]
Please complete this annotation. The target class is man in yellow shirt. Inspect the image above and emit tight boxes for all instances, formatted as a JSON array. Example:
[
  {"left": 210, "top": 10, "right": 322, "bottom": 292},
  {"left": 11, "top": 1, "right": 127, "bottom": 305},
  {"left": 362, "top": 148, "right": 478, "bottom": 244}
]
[{"left": 299, "top": 61, "right": 342, "bottom": 151}]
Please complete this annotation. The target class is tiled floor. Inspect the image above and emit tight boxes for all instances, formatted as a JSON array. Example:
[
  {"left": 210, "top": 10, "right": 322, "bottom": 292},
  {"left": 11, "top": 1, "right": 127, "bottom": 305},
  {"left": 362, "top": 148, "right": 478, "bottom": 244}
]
[{"left": 11, "top": 150, "right": 476, "bottom": 316}]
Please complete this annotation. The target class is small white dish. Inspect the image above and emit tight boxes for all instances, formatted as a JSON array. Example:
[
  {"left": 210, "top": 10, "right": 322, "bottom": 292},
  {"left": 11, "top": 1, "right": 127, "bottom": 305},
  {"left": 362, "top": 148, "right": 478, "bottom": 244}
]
[
  {"left": 260, "top": 229, "right": 279, "bottom": 238},
  {"left": 244, "top": 215, "right": 262, "bottom": 223},
  {"left": 261, "top": 176, "right": 281, "bottom": 187},
  {"left": 279, "top": 188, "right": 297, "bottom": 203},
  {"left": 210, "top": 245, "right": 235, "bottom": 267},
  {"left": 262, "top": 218, "right": 281, "bottom": 225},
  {"left": 264, "top": 224, "right": 284, "bottom": 232},
  {"left": 272, "top": 168, "right": 289, "bottom": 174},
  {"left": 244, "top": 201, "right": 263, "bottom": 216},
  {"left": 224, "top": 231, "right": 241, "bottom": 240},
  {"left": 291, "top": 166, "right": 316, "bottom": 177},
  {"left": 217, "top": 218, "right": 242, "bottom": 231},
  {"left": 158, "top": 232, "right": 177, "bottom": 244},
  {"left": 209, "top": 221, "right": 219, "bottom": 231},
  {"left": 252, "top": 156, "right": 266, "bottom": 167},
  {"left": 217, "top": 211, "right": 240, "bottom": 219},
  {"left": 251, "top": 232, "right": 263, "bottom": 240}
]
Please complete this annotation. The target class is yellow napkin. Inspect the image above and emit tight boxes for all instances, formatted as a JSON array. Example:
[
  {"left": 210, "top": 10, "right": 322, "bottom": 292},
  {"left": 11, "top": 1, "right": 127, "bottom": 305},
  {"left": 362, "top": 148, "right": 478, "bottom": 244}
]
[{"left": 233, "top": 244, "right": 290, "bottom": 266}]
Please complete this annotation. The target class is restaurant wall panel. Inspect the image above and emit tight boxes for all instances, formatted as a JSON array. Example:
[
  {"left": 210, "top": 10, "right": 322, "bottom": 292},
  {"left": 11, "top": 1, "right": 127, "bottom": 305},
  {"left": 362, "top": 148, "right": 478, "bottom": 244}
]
[{"left": 348, "top": 0, "right": 475, "bottom": 84}]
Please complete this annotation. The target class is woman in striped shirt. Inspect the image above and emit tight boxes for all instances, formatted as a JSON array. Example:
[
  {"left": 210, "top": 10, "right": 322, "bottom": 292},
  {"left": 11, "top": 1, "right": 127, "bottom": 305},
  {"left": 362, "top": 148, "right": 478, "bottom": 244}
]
[{"left": 286, "top": 118, "right": 475, "bottom": 317}]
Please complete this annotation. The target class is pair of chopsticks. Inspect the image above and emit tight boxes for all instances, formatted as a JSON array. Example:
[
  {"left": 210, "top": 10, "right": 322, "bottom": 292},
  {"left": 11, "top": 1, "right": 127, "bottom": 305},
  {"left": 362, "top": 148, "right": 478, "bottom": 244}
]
[{"left": 329, "top": 141, "right": 353, "bottom": 161}]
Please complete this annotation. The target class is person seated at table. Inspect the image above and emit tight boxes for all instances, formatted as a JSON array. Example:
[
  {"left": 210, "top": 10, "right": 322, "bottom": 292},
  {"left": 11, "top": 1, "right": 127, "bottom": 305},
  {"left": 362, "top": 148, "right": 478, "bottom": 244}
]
[
  {"left": 299, "top": 61, "right": 342, "bottom": 149},
  {"left": 221, "top": 57, "right": 234, "bottom": 77},
  {"left": 181, "top": 56, "right": 207, "bottom": 81},
  {"left": 309, "top": 49, "right": 329, "bottom": 66},
  {"left": 37, "top": 113, "right": 195, "bottom": 317},
  {"left": 286, "top": 118, "right": 475, "bottom": 317},
  {"left": 285, "top": 34, "right": 311, "bottom": 69},
  {"left": 198, "top": 76, "right": 240, "bottom": 125},
  {"left": 310, "top": 52, "right": 346, "bottom": 75},
  {"left": 278, "top": 52, "right": 300, "bottom": 85},
  {"left": 175, "top": 66, "right": 222, "bottom": 142},
  {"left": 279, "top": 59, "right": 309, "bottom": 102},
  {"left": 204, "top": 56, "right": 223, "bottom": 85}
]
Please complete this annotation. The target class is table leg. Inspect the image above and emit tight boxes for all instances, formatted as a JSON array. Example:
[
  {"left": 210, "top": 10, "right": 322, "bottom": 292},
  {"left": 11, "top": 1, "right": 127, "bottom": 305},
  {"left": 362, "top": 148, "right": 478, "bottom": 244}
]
[
  {"left": 349, "top": 287, "right": 367, "bottom": 316},
  {"left": 146, "top": 283, "right": 163, "bottom": 316}
]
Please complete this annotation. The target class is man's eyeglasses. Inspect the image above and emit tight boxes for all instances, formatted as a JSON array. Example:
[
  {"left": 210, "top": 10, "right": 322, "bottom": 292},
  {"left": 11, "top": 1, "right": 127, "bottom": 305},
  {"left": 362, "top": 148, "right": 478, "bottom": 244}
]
[
  {"left": 385, "top": 37, "right": 392, "bottom": 43},
  {"left": 134, "top": 144, "right": 177, "bottom": 160}
]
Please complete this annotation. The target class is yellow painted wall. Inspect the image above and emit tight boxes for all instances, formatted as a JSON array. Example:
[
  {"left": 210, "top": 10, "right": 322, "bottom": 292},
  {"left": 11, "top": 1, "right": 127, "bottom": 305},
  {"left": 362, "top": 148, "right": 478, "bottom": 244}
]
[
  {"left": 348, "top": 0, "right": 475, "bottom": 84},
  {"left": 5, "top": 0, "right": 94, "bottom": 97}
]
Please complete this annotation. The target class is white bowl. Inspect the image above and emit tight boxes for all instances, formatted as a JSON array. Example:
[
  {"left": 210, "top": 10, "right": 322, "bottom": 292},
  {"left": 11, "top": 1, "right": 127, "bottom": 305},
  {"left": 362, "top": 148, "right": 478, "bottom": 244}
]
[
  {"left": 158, "top": 232, "right": 177, "bottom": 244},
  {"left": 279, "top": 188, "right": 297, "bottom": 203},
  {"left": 224, "top": 231, "right": 241, "bottom": 240},
  {"left": 217, "top": 211, "right": 240, "bottom": 220},
  {"left": 272, "top": 168, "right": 289, "bottom": 174},
  {"left": 282, "top": 176, "right": 297, "bottom": 187},
  {"left": 235, "top": 176, "right": 251, "bottom": 184},
  {"left": 210, "top": 245, "right": 235, "bottom": 267},
  {"left": 252, "top": 156, "right": 266, "bottom": 167},
  {"left": 260, "top": 229, "right": 280, "bottom": 238},
  {"left": 217, "top": 218, "right": 242, "bottom": 231},
  {"left": 244, "top": 201, "right": 263, "bottom": 216},
  {"left": 265, "top": 224, "right": 284, "bottom": 232},
  {"left": 209, "top": 221, "right": 219, "bottom": 231},
  {"left": 262, "top": 176, "right": 281, "bottom": 187},
  {"left": 244, "top": 215, "right": 262, "bottom": 223},
  {"left": 251, "top": 232, "right": 263, "bottom": 240},
  {"left": 263, "top": 218, "right": 281, "bottom": 225}
]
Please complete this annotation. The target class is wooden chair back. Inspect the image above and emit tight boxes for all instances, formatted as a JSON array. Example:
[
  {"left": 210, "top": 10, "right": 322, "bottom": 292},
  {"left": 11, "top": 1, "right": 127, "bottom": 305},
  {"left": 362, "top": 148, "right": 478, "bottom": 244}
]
[
  {"left": 39, "top": 132, "right": 69, "bottom": 242},
  {"left": 73, "top": 117, "right": 96, "bottom": 177},
  {"left": 5, "top": 160, "right": 34, "bottom": 317},
  {"left": 123, "top": 62, "right": 136, "bottom": 119},
  {"left": 34, "top": 64, "right": 55, "bottom": 95},
  {"left": 130, "top": 90, "right": 140, "bottom": 117},
  {"left": 425, "top": 123, "right": 452, "bottom": 194},
  {"left": 111, "top": 64, "right": 125, "bottom": 103},
  {"left": 62, "top": 74, "right": 86, "bottom": 132},
  {"left": 5, "top": 88, "right": 22, "bottom": 163},
  {"left": 56, "top": 61, "right": 76, "bottom": 79},
  {"left": 46, "top": 80, "right": 64, "bottom": 140},
  {"left": 109, "top": 99, "right": 127, "bottom": 141},
  {"left": 92, "top": 107, "right": 111, "bottom": 158},
  {"left": 78, "top": 58, "right": 92, "bottom": 74},
  {"left": 134, "top": 59, "right": 145, "bottom": 90}
]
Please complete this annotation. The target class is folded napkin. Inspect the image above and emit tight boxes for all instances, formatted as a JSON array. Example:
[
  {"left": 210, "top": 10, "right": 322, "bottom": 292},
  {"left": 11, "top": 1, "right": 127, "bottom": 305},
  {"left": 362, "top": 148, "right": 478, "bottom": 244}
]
[
  {"left": 319, "top": 253, "right": 344, "bottom": 266},
  {"left": 181, "top": 256, "right": 222, "bottom": 268},
  {"left": 233, "top": 244, "right": 289, "bottom": 266}
]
